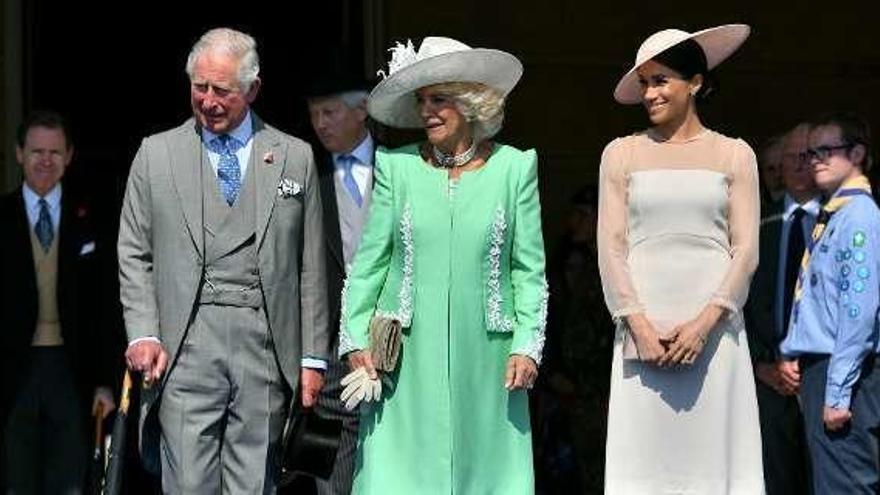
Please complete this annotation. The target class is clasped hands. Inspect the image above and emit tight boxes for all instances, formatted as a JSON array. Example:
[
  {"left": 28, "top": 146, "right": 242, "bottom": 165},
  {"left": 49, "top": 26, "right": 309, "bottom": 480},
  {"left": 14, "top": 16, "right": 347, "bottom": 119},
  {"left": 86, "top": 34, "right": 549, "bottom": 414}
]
[
  {"left": 629, "top": 310, "right": 720, "bottom": 367},
  {"left": 755, "top": 359, "right": 800, "bottom": 396}
]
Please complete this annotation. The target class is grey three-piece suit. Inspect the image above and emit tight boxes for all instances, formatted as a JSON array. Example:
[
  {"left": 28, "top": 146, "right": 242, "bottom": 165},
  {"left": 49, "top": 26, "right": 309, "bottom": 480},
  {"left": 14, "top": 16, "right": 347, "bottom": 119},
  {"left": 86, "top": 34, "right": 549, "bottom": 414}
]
[{"left": 118, "top": 115, "right": 329, "bottom": 493}]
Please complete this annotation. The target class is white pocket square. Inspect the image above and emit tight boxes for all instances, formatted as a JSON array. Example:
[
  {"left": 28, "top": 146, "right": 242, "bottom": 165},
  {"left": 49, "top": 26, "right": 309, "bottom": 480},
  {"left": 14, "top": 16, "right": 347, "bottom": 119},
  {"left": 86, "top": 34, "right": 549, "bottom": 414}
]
[
  {"left": 277, "top": 178, "right": 302, "bottom": 199},
  {"left": 79, "top": 241, "right": 96, "bottom": 255}
]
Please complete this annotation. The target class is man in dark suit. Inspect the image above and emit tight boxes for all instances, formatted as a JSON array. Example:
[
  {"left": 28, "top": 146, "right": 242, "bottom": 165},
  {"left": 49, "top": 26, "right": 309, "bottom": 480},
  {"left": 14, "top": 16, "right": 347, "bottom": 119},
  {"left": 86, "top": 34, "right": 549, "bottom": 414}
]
[
  {"left": 0, "top": 111, "right": 118, "bottom": 493},
  {"left": 745, "top": 123, "right": 818, "bottom": 494},
  {"left": 303, "top": 73, "right": 375, "bottom": 495}
]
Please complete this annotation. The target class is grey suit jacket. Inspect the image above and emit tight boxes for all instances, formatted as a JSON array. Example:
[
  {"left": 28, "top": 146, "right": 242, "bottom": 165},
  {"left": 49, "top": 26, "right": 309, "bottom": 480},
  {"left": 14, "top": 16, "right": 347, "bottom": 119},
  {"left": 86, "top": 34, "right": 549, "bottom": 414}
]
[
  {"left": 744, "top": 200, "right": 784, "bottom": 364},
  {"left": 118, "top": 115, "right": 329, "bottom": 471}
]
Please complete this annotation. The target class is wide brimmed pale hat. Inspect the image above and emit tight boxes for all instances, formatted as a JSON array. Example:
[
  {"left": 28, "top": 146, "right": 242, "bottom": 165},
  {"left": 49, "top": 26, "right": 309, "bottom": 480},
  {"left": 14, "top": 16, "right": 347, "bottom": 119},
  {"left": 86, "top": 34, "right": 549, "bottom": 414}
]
[
  {"left": 614, "top": 24, "right": 750, "bottom": 105},
  {"left": 367, "top": 37, "right": 523, "bottom": 128}
]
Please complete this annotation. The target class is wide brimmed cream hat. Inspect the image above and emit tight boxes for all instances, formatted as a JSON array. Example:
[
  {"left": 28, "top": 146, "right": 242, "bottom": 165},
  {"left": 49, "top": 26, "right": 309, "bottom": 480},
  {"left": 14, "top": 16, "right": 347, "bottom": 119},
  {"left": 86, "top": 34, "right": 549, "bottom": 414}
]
[
  {"left": 614, "top": 24, "right": 751, "bottom": 105},
  {"left": 367, "top": 37, "right": 523, "bottom": 128}
]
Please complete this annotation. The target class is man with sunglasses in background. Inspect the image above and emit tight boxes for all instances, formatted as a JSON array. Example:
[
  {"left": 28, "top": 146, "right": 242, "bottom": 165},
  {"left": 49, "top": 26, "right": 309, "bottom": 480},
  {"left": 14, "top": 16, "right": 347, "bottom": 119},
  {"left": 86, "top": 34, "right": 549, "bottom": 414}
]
[{"left": 781, "top": 112, "right": 880, "bottom": 494}]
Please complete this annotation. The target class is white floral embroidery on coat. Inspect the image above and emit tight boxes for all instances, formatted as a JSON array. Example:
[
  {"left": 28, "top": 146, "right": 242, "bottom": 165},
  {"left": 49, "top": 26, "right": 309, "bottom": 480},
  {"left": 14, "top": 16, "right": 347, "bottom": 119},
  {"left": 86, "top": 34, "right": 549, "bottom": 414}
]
[
  {"left": 376, "top": 203, "right": 414, "bottom": 326},
  {"left": 487, "top": 206, "right": 515, "bottom": 332},
  {"left": 514, "top": 279, "right": 549, "bottom": 365},
  {"left": 338, "top": 203, "right": 415, "bottom": 356},
  {"left": 338, "top": 277, "right": 357, "bottom": 357},
  {"left": 339, "top": 203, "right": 414, "bottom": 357}
]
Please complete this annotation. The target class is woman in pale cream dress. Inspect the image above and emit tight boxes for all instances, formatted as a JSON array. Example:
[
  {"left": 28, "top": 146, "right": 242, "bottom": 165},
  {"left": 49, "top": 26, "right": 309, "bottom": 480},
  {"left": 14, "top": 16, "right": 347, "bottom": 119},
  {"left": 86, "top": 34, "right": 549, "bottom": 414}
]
[{"left": 598, "top": 25, "right": 765, "bottom": 494}]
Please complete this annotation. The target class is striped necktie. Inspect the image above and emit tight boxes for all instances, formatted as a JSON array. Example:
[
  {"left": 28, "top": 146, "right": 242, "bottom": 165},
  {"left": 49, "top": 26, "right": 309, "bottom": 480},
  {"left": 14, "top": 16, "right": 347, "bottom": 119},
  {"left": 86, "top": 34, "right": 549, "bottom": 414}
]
[
  {"left": 791, "top": 175, "right": 873, "bottom": 323},
  {"left": 35, "top": 198, "right": 54, "bottom": 251}
]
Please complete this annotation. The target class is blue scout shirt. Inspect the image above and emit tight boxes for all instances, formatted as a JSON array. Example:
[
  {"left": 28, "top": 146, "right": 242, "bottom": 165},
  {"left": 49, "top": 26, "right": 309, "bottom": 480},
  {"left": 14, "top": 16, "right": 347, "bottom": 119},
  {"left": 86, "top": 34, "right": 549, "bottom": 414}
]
[{"left": 781, "top": 194, "right": 880, "bottom": 409}]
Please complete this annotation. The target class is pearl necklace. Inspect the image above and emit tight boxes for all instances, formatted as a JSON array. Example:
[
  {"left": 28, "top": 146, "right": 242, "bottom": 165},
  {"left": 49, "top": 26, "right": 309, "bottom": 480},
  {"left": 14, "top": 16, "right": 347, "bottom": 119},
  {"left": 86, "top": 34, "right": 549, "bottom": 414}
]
[{"left": 432, "top": 142, "right": 477, "bottom": 168}]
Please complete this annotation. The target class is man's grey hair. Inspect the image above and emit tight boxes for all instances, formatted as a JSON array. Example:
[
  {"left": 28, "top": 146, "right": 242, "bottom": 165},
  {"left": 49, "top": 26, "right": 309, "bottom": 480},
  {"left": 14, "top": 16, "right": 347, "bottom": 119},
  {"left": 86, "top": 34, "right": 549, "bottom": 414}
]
[
  {"left": 308, "top": 90, "right": 369, "bottom": 110},
  {"left": 338, "top": 91, "right": 369, "bottom": 109},
  {"left": 185, "top": 28, "right": 260, "bottom": 91}
]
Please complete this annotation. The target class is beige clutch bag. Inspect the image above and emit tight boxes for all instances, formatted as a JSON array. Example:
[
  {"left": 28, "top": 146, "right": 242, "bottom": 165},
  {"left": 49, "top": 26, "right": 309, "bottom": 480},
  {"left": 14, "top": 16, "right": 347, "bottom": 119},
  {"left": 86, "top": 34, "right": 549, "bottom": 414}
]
[{"left": 368, "top": 315, "right": 402, "bottom": 372}]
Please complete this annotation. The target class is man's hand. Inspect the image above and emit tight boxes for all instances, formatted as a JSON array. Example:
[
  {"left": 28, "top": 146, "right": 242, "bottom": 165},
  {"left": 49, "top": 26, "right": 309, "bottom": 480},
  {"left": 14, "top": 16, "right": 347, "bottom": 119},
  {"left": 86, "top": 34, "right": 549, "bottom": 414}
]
[
  {"left": 823, "top": 406, "right": 852, "bottom": 431},
  {"left": 300, "top": 368, "right": 324, "bottom": 408},
  {"left": 92, "top": 387, "right": 117, "bottom": 420},
  {"left": 776, "top": 359, "right": 801, "bottom": 394},
  {"left": 125, "top": 340, "right": 169, "bottom": 385},
  {"left": 755, "top": 362, "right": 794, "bottom": 395},
  {"left": 346, "top": 350, "right": 377, "bottom": 380},
  {"left": 505, "top": 355, "right": 538, "bottom": 391}
]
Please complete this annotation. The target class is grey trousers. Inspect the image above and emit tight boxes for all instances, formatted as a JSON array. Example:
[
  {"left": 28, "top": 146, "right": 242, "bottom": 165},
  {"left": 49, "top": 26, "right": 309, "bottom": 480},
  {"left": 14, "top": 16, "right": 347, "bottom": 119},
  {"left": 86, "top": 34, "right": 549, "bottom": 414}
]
[
  {"left": 159, "top": 305, "right": 287, "bottom": 494},
  {"left": 800, "top": 354, "right": 880, "bottom": 495},
  {"left": 3, "top": 347, "right": 87, "bottom": 495}
]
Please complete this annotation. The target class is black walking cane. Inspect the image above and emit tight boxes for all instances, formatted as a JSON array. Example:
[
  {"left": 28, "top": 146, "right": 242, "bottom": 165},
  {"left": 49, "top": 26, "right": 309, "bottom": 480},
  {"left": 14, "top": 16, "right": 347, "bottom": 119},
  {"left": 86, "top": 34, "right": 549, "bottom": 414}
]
[{"left": 103, "top": 370, "right": 133, "bottom": 495}]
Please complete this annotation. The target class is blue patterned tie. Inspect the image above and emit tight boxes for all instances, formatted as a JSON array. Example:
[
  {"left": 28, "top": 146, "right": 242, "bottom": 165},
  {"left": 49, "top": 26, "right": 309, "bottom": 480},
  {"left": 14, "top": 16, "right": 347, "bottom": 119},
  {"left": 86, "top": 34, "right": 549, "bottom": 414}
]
[
  {"left": 35, "top": 198, "right": 53, "bottom": 251},
  {"left": 338, "top": 154, "right": 363, "bottom": 207},
  {"left": 209, "top": 134, "right": 242, "bottom": 205}
]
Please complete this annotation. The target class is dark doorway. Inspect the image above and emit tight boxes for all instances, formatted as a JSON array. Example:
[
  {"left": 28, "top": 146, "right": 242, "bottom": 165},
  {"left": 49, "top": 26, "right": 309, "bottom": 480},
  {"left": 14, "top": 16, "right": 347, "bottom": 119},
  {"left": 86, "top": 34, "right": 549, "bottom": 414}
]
[{"left": 21, "top": 1, "right": 364, "bottom": 219}]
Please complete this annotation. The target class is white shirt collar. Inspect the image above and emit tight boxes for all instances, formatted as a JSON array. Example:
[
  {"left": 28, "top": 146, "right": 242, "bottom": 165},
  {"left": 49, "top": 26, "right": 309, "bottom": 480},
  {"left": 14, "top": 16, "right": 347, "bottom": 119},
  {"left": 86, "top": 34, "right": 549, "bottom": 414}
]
[
  {"left": 783, "top": 194, "right": 821, "bottom": 220},
  {"left": 201, "top": 110, "right": 254, "bottom": 146},
  {"left": 22, "top": 182, "right": 62, "bottom": 211},
  {"left": 332, "top": 133, "right": 374, "bottom": 168}
]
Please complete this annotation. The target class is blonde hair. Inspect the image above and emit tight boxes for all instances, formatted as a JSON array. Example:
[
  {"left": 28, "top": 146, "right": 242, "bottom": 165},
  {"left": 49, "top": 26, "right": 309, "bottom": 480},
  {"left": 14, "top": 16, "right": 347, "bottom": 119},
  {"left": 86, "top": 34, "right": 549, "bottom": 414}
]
[{"left": 426, "top": 82, "right": 506, "bottom": 141}]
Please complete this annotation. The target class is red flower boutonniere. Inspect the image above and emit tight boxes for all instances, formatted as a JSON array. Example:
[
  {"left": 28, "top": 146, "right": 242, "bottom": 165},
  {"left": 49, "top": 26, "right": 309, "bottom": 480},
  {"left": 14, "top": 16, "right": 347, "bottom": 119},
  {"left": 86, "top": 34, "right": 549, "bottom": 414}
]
[{"left": 263, "top": 151, "right": 275, "bottom": 164}]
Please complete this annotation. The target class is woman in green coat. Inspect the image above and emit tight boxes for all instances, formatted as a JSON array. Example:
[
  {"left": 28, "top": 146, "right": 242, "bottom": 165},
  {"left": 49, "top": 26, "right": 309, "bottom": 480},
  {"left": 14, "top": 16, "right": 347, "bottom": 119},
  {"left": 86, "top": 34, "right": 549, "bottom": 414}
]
[{"left": 339, "top": 37, "right": 548, "bottom": 494}]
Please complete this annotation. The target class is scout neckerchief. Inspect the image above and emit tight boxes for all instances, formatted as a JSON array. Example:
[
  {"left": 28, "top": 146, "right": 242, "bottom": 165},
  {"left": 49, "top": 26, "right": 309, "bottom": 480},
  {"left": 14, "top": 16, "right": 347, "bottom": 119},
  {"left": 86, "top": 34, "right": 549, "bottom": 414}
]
[{"left": 791, "top": 175, "right": 873, "bottom": 324}]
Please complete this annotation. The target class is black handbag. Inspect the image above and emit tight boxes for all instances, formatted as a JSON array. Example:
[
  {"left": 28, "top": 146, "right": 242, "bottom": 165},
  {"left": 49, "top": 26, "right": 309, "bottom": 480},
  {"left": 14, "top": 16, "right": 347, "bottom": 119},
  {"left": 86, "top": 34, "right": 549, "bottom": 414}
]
[{"left": 277, "top": 397, "right": 343, "bottom": 486}]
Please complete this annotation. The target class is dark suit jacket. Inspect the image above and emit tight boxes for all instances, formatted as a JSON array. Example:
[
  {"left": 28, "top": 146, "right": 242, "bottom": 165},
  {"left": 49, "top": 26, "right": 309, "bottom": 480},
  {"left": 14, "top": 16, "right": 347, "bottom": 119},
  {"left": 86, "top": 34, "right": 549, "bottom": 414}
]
[
  {"left": 318, "top": 150, "right": 346, "bottom": 332},
  {"left": 0, "top": 185, "right": 119, "bottom": 427},
  {"left": 317, "top": 140, "right": 378, "bottom": 332},
  {"left": 744, "top": 200, "right": 785, "bottom": 363}
]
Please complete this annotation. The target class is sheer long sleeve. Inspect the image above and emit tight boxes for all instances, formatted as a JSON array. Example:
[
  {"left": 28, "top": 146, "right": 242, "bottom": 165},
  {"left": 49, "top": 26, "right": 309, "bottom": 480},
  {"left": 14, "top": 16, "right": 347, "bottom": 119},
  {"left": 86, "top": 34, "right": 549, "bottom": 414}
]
[
  {"left": 710, "top": 139, "right": 760, "bottom": 312},
  {"left": 597, "top": 138, "right": 644, "bottom": 319}
]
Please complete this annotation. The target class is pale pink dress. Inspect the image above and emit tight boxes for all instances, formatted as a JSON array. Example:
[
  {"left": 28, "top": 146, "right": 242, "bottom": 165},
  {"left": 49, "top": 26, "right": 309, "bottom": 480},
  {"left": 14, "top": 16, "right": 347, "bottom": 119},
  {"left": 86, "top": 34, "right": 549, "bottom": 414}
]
[{"left": 597, "top": 129, "right": 765, "bottom": 494}]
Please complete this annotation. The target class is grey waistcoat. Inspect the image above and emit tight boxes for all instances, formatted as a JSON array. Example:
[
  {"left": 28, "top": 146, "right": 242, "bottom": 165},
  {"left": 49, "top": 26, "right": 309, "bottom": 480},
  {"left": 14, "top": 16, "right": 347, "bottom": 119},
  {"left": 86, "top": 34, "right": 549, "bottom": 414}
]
[
  {"left": 333, "top": 172, "right": 372, "bottom": 269},
  {"left": 200, "top": 152, "right": 261, "bottom": 308}
]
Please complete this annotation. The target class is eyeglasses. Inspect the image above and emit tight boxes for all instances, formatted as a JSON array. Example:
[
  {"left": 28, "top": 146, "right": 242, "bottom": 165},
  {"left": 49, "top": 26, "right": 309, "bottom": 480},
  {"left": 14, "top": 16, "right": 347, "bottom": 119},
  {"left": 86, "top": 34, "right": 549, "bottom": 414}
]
[{"left": 805, "top": 143, "right": 854, "bottom": 162}]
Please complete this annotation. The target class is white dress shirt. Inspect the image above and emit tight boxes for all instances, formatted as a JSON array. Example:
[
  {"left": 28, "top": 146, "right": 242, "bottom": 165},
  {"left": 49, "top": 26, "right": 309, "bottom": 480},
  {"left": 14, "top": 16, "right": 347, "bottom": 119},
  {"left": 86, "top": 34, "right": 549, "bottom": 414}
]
[
  {"left": 775, "top": 194, "right": 821, "bottom": 334},
  {"left": 332, "top": 133, "right": 374, "bottom": 197},
  {"left": 22, "top": 183, "right": 62, "bottom": 232},
  {"left": 201, "top": 111, "right": 255, "bottom": 179}
]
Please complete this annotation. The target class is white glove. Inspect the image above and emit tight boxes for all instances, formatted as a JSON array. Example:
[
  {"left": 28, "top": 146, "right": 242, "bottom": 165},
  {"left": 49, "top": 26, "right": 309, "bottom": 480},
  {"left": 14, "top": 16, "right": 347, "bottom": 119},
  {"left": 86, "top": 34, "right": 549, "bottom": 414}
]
[{"left": 340, "top": 367, "right": 382, "bottom": 411}]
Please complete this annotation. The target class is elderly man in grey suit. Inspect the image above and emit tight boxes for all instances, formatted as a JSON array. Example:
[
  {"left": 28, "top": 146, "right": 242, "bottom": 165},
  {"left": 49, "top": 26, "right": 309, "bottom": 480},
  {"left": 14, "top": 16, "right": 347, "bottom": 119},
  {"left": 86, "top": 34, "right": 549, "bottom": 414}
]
[{"left": 119, "top": 27, "right": 329, "bottom": 493}]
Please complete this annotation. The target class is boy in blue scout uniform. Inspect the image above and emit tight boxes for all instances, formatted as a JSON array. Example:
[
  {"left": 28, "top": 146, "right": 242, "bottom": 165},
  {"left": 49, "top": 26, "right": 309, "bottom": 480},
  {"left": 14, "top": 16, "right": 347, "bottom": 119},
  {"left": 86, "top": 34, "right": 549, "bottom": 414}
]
[{"left": 780, "top": 112, "right": 880, "bottom": 494}]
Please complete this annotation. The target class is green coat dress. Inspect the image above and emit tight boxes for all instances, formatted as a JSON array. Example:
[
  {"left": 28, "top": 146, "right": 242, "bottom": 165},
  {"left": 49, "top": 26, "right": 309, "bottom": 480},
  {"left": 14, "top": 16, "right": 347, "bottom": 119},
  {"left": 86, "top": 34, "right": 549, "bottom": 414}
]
[{"left": 340, "top": 143, "right": 548, "bottom": 494}]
